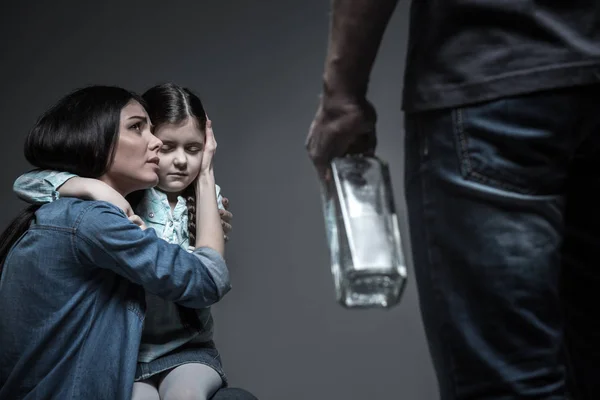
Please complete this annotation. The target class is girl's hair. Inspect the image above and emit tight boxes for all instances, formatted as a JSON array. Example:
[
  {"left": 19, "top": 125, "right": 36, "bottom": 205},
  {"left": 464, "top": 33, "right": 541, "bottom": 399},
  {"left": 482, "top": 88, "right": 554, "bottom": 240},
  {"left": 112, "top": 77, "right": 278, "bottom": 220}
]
[
  {"left": 142, "top": 83, "right": 208, "bottom": 329},
  {"left": 0, "top": 86, "right": 144, "bottom": 276},
  {"left": 142, "top": 83, "right": 207, "bottom": 244}
]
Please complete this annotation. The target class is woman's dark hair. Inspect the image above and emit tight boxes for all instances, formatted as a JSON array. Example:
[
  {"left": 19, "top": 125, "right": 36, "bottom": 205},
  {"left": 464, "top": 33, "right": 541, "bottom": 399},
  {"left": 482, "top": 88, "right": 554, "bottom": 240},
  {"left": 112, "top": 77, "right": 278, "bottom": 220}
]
[
  {"left": 0, "top": 86, "right": 144, "bottom": 276},
  {"left": 143, "top": 83, "right": 208, "bottom": 329}
]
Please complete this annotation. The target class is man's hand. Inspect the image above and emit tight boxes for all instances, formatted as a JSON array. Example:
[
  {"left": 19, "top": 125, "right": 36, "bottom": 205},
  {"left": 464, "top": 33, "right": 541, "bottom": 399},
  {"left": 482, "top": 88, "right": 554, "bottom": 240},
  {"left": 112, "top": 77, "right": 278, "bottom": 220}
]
[
  {"left": 306, "top": 97, "right": 377, "bottom": 180},
  {"left": 306, "top": 0, "right": 400, "bottom": 180}
]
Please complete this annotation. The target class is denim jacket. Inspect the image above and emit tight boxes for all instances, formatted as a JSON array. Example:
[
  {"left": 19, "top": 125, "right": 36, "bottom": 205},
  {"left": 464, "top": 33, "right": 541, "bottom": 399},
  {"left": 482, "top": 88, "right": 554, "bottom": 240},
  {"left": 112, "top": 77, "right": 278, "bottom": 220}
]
[
  {"left": 13, "top": 171, "right": 223, "bottom": 246},
  {"left": 13, "top": 171, "right": 225, "bottom": 364},
  {"left": 0, "top": 199, "right": 230, "bottom": 399}
]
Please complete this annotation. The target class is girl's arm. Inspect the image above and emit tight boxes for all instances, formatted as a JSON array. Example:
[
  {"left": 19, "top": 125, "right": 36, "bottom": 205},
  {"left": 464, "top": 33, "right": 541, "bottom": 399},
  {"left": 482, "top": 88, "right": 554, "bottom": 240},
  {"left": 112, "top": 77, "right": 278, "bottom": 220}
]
[
  {"left": 13, "top": 170, "right": 77, "bottom": 204},
  {"left": 14, "top": 170, "right": 133, "bottom": 215}
]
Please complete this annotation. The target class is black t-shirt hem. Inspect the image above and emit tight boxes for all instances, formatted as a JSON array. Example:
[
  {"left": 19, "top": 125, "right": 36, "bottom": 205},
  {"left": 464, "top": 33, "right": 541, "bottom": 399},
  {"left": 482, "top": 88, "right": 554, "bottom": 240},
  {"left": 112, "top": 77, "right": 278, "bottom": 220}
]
[{"left": 402, "top": 61, "right": 600, "bottom": 113}]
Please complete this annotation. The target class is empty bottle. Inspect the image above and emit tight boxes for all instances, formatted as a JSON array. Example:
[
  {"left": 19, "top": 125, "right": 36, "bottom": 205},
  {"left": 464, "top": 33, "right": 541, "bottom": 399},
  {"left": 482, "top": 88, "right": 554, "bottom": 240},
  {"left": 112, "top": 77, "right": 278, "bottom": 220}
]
[{"left": 321, "top": 155, "right": 407, "bottom": 308}]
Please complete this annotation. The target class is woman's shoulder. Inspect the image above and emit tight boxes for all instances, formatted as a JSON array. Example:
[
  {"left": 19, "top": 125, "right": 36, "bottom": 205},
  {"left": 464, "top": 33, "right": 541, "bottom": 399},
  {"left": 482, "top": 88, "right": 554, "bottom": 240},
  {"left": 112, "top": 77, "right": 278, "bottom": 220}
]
[
  {"left": 73, "top": 200, "right": 127, "bottom": 229},
  {"left": 34, "top": 199, "right": 126, "bottom": 231}
]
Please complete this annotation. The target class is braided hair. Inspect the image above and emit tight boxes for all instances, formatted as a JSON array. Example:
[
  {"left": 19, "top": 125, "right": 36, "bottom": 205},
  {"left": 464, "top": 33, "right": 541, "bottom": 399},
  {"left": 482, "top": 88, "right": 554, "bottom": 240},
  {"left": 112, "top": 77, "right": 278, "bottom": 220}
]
[{"left": 183, "top": 183, "right": 197, "bottom": 244}]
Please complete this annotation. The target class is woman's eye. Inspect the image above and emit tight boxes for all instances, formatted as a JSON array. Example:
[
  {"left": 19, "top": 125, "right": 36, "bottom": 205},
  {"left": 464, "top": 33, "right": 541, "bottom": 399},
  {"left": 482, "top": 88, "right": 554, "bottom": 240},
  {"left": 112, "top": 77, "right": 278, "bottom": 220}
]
[{"left": 130, "top": 122, "right": 141, "bottom": 132}]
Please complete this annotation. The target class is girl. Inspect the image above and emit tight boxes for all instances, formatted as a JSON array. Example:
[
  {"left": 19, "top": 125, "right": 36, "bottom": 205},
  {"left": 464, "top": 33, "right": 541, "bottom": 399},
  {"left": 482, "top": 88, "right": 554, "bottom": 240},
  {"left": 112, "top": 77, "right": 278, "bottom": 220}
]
[
  {"left": 0, "top": 85, "right": 230, "bottom": 399},
  {"left": 13, "top": 83, "right": 236, "bottom": 400}
]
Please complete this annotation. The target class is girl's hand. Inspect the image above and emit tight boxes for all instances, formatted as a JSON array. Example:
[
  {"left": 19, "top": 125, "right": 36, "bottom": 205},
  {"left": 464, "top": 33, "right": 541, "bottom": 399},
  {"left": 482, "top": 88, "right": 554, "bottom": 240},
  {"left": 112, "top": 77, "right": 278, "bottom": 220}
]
[
  {"left": 86, "top": 179, "right": 134, "bottom": 217},
  {"left": 128, "top": 214, "right": 147, "bottom": 230}
]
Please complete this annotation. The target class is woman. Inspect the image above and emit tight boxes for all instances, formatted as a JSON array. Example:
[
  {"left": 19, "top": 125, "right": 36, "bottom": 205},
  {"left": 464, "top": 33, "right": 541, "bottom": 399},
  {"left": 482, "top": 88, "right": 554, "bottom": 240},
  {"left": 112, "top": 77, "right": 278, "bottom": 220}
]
[
  {"left": 0, "top": 86, "right": 256, "bottom": 400},
  {"left": 13, "top": 84, "right": 235, "bottom": 400}
]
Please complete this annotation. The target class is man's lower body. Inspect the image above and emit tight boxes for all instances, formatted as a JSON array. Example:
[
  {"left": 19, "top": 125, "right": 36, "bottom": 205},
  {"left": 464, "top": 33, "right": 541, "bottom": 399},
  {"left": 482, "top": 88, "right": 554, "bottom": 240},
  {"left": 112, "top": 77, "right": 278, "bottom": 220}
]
[{"left": 404, "top": 86, "right": 600, "bottom": 399}]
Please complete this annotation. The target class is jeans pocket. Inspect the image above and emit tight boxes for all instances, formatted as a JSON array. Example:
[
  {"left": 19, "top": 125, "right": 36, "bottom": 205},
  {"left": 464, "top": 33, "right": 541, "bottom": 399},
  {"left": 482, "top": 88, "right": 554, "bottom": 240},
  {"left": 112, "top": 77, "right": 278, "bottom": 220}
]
[{"left": 451, "top": 97, "right": 573, "bottom": 196}]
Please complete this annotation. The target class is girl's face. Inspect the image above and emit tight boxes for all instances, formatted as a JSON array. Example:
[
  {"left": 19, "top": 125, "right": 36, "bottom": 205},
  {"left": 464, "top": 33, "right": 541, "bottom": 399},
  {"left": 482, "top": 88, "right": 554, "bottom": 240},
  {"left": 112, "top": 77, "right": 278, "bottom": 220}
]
[
  {"left": 100, "top": 100, "right": 163, "bottom": 196},
  {"left": 153, "top": 117, "right": 205, "bottom": 195}
]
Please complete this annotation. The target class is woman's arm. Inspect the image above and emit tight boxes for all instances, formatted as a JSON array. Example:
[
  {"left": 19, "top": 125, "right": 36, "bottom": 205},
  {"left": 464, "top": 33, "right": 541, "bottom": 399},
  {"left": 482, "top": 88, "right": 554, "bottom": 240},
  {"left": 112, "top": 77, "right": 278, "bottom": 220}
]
[
  {"left": 194, "top": 119, "right": 225, "bottom": 256},
  {"left": 75, "top": 201, "right": 231, "bottom": 309}
]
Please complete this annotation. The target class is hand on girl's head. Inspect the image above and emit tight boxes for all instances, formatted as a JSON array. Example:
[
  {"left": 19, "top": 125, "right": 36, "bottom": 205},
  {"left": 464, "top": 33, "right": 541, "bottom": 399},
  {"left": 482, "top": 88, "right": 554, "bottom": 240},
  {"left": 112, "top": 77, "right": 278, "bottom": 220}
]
[
  {"left": 198, "top": 119, "right": 217, "bottom": 174},
  {"left": 205, "top": 120, "right": 215, "bottom": 144}
]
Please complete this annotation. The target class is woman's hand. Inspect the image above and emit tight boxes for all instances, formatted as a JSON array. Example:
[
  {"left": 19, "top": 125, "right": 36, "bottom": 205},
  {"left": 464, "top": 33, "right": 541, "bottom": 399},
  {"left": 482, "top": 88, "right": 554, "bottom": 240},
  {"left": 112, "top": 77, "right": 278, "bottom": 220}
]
[
  {"left": 193, "top": 117, "right": 225, "bottom": 255},
  {"left": 220, "top": 196, "right": 232, "bottom": 241},
  {"left": 199, "top": 119, "right": 217, "bottom": 176}
]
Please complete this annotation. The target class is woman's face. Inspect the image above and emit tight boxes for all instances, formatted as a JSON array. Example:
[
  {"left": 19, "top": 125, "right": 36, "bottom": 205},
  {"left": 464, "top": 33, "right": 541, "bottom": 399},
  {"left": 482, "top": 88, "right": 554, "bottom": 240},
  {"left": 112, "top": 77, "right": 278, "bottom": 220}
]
[
  {"left": 100, "top": 100, "right": 163, "bottom": 195},
  {"left": 153, "top": 117, "right": 205, "bottom": 195}
]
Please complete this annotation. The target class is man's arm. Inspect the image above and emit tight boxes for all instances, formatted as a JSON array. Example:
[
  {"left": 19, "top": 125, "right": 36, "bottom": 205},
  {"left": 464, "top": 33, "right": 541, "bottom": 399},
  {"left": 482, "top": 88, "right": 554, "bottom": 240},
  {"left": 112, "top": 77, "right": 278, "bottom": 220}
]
[
  {"left": 306, "top": 0, "right": 400, "bottom": 175},
  {"left": 322, "top": 0, "right": 400, "bottom": 101}
]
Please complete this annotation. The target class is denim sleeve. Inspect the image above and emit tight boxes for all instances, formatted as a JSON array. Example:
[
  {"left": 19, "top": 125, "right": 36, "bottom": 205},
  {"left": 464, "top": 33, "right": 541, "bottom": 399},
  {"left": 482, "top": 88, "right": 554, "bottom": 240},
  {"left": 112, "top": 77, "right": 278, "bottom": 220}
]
[
  {"left": 13, "top": 170, "right": 77, "bottom": 204},
  {"left": 74, "top": 201, "right": 231, "bottom": 308}
]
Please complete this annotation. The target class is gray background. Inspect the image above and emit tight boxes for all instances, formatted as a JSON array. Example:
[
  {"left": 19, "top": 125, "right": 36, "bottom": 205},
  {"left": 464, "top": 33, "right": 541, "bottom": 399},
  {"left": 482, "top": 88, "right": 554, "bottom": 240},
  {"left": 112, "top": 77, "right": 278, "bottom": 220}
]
[{"left": 0, "top": 1, "right": 438, "bottom": 399}]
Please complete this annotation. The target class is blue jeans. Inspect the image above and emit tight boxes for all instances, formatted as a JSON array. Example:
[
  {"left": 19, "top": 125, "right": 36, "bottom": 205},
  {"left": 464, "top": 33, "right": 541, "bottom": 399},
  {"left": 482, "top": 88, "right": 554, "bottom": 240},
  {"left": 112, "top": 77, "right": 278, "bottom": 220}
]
[{"left": 404, "top": 86, "right": 600, "bottom": 399}]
